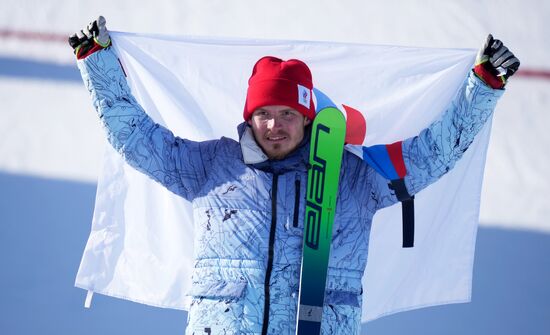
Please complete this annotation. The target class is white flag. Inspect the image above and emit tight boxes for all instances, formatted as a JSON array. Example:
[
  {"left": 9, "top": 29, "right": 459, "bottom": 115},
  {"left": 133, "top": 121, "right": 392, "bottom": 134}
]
[{"left": 75, "top": 31, "right": 489, "bottom": 322}]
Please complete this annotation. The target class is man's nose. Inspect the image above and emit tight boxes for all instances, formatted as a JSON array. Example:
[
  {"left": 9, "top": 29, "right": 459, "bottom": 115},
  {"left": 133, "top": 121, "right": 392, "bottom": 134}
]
[{"left": 266, "top": 117, "right": 281, "bottom": 129}]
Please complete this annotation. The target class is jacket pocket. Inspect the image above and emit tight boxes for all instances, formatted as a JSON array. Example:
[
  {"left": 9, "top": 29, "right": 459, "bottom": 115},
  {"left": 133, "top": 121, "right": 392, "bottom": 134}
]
[
  {"left": 293, "top": 178, "right": 301, "bottom": 227},
  {"left": 324, "top": 290, "right": 360, "bottom": 308},
  {"left": 189, "top": 281, "right": 247, "bottom": 299},
  {"left": 322, "top": 290, "right": 362, "bottom": 335},
  {"left": 186, "top": 281, "right": 247, "bottom": 335}
]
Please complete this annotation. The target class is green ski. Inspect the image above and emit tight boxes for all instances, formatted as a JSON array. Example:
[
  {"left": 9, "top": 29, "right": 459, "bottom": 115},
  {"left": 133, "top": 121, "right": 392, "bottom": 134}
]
[{"left": 296, "top": 107, "right": 346, "bottom": 335}]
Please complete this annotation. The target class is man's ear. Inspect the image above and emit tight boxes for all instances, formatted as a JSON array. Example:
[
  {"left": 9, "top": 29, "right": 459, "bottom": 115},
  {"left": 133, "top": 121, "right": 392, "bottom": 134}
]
[
  {"left": 247, "top": 119, "right": 252, "bottom": 126},
  {"left": 304, "top": 117, "right": 312, "bottom": 126}
]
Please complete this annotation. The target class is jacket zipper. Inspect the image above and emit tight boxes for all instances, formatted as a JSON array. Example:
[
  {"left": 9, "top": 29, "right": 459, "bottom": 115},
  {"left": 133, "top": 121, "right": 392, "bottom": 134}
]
[
  {"left": 262, "top": 173, "right": 279, "bottom": 335},
  {"left": 293, "top": 178, "right": 300, "bottom": 227}
]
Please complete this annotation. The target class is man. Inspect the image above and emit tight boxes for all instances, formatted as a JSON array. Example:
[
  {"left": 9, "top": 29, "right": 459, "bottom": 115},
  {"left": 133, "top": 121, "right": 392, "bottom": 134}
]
[{"left": 70, "top": 17, "right": 519, "bottom": 335}]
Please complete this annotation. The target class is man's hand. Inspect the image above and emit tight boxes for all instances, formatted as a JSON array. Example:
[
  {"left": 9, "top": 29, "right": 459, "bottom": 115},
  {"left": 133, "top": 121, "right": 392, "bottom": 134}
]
[
  {"left": 474, "top": 34, "right": 520, "bottom": 89},
  {"left": 69, "top": 16, "right": 111, "bottom": 60}
]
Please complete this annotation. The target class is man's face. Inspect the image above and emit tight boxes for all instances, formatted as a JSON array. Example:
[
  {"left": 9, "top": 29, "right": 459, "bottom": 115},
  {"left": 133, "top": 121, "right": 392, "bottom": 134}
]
[{"left": 247, "top": 105, "right": 311, "bottom": 160}]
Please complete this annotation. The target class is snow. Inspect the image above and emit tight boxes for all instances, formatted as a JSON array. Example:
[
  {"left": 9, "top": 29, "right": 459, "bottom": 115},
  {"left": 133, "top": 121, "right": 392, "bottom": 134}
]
[
  {"left": 0, "top": 78, "right": 104, "bottom": 181},
  {"left": 2, "top": 0, "right": 549, "bottom": 233},
  {"left": 1, "top": 0, "right": 549, "bottom": 334}
]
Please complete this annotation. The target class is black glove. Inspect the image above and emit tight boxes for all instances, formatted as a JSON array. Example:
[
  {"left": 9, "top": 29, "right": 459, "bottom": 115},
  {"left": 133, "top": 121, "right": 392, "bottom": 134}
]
[
  {"left": 474, "top": 34, "right": 520, "bottom": 88},
  {"left": 69, "top": 16, "right": 111, "bottom": 59}
]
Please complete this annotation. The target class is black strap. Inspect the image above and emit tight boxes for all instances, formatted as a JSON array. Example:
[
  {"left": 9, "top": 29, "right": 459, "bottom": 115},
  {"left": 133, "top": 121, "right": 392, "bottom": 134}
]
[
  {"left": 401, "top": 198, "right": 415, "bottom": 248},
  {"left": 390, "top": 179, "right": 415, "bottom": 248}
]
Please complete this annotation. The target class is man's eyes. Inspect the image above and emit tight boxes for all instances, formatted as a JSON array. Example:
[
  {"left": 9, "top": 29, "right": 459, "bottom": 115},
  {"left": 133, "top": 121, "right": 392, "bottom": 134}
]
[
  {"left": 254, "top": 111, "right": 269, "bottom": 117},
  {"left": 253, "top": 110, "right": 298, "bottom": 119}
]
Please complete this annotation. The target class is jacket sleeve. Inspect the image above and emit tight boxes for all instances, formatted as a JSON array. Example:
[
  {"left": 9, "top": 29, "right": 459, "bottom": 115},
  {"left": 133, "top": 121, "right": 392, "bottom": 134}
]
[
  {"left": 373, "top": 71, "right": 504, "bottom": 210},
  {"left": 77, "top": 46, "right": 213, "bottom": 201}
]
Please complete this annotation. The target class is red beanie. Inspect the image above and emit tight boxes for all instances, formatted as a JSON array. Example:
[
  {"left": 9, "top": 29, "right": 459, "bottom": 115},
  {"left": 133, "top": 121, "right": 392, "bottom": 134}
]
[{"left": 243, "top": 56, "right": 316, "bottom": 121}]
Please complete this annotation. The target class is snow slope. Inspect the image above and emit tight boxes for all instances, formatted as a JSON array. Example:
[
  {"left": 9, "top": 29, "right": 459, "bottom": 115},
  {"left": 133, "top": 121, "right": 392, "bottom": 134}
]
[
  {"left": 1, "top": 0, "right": 549, "bottom": 334},
  {"left": 1, "top": 0, "right": 549, "bottom": 232}
]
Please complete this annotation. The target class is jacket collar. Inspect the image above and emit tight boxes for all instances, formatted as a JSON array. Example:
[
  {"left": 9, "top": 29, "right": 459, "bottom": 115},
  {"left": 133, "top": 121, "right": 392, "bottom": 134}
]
[
  {"left": 240, "top": 125, "right": 269, "bottom": 164},
  {"left": 237, "top": 122, "right": 310, "bottom": 174}
]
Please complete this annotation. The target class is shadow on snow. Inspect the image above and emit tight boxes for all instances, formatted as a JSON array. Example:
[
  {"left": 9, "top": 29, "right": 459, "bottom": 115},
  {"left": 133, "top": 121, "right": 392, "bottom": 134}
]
[{"left": 0, "top": 171, "right": 548, "bottom": 334}]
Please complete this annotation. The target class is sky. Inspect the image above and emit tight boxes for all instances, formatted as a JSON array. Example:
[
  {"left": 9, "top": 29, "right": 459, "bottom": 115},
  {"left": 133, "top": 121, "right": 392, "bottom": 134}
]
[{"left": 0, "top": 1, "right": 549, "bottom": 334}]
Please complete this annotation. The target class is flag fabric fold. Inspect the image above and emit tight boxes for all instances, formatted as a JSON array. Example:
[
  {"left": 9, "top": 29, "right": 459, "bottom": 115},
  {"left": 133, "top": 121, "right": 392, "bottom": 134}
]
[{"left": 75, "top": 31, "right": 490, "bottom": 322}]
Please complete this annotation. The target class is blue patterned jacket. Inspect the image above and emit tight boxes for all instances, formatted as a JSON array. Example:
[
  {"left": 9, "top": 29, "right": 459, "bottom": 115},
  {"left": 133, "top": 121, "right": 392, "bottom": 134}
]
[{"left": 78, "top": 47, "right": 502, "bottom": 335}]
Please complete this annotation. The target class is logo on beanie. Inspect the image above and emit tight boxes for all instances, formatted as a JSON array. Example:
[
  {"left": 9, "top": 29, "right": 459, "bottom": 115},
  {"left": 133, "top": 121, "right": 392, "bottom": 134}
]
[{"left": 297, "top": 84, "right": 311, "bottom": 109}]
